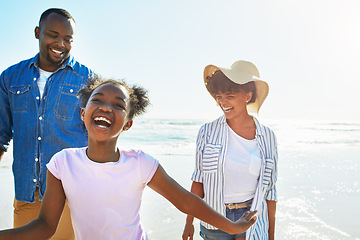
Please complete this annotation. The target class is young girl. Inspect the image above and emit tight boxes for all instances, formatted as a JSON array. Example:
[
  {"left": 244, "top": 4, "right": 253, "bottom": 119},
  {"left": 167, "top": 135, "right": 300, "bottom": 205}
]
[
  {"left": 0, "top": 76, "right": 257, "bottom": 240},
  {"left": 182, "top": 60, "right": 278, "bottom": 240}
]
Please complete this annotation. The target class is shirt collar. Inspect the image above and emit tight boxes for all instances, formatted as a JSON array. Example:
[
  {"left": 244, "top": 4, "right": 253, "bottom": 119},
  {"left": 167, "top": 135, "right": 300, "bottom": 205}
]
[
  {"left": 253, "top": 117, "right": 264, "bottom": 137},
  {"left": 29, "top": 53, "right": 75, "bottom": 71},
  {"left": 219, "top": 114, "right": 264, "bottom": 136},
  {"left": 219, "top": 115, "right": 227, "bottom": 124}
]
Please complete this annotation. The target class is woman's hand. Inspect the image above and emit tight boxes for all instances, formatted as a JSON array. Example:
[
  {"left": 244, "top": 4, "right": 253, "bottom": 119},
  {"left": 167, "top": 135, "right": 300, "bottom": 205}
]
[{"left": 182, "top": 222, "right": 195, "bottom": 240}]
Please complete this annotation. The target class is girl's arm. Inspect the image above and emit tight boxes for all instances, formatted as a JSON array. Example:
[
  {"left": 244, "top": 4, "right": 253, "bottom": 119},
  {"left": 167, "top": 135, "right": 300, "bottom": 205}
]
[
  {"left": 148, "top": 164, "right": 257, "bottom": 235},
  {"left": 0, "top": 171, "right": 65, "bottom": 240}
]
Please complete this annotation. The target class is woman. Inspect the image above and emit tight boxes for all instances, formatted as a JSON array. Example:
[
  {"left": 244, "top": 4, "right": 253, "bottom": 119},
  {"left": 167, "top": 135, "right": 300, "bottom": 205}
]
[{"left": 182, "top": 60, "right": 278, "bottom": 240}]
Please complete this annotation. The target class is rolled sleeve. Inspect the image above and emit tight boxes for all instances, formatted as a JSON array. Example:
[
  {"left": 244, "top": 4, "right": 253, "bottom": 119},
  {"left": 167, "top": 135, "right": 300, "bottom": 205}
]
[
  {"left": 191, "top": 169, "right": 203, "bottom": 183},
  {"left": 265, "top": 184, "right": 277, "bottom": 201},
  {"left": 191, "top": 126, "right": 206, "bottom": 183},
  {"left": 265, "top": 135, "right": 278, "bottom": 202}
]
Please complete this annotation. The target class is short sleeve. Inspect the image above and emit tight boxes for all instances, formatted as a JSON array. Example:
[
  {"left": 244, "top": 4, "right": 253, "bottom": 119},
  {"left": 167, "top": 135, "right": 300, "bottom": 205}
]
[
  {"left": 46, "top": 151, "right": 62, "bottom": 180},
  {"left": 139, "top": 151, "right": 159, "bottom": 184}
]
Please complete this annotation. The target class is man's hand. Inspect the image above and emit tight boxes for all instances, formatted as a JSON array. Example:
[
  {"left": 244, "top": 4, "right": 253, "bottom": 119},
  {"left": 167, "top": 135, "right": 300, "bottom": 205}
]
[{"left": 0, "top": 148, "right": 5, "bottom": 162}]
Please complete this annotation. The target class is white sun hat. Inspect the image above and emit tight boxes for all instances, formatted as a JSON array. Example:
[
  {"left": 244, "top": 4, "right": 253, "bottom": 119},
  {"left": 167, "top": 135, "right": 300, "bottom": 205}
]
[{"left": 204, "top": 60, "right": 269, "bottom": 113}]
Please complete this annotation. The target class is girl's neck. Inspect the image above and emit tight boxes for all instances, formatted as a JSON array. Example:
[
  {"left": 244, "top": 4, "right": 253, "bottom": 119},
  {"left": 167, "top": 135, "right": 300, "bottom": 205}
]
[{"left": 86, "top": 141, "right": 119, "bottom": 163}]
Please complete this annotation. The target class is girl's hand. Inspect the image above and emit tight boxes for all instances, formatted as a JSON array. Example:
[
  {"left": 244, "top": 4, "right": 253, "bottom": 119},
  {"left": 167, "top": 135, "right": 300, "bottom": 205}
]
[{"left": 234, "top": 210, "right": 257, "bottom": 233}]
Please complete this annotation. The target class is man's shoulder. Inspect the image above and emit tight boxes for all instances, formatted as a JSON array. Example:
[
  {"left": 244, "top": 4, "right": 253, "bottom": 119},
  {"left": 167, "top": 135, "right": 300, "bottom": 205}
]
[
  {"left": 66, "top": 56, "right": 93, "bottom": 75},
  {"left": 2, "top": 56, "right": 36, "bottom": 74},
  {"left": 70, "top": 60, "right": 92, "bottom": 72}
]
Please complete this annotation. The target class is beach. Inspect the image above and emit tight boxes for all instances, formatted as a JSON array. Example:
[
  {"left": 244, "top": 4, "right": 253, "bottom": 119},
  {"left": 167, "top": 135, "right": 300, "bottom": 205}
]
[{"left": 1, "top": 118, "right": 359, "bottom": 239}]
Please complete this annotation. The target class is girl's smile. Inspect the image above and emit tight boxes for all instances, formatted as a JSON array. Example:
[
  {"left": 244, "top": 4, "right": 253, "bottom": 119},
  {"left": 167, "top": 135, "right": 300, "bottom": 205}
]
[
  {"left": 81, "top": 83, "right": 133, "bottom": 143},
  {"left": 93, "top": 116, "right": 112, "bottom": 128}
]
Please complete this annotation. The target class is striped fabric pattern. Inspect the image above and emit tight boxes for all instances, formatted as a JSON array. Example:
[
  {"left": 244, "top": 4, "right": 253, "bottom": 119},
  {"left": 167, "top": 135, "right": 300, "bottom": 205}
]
[{"left": 192, "top": 115, "right": 278, "bottom": 240}]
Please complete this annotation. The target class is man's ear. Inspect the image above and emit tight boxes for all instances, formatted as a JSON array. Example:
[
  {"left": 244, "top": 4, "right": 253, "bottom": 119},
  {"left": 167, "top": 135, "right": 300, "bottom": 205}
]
[
  {"left": 80, "top": 108, "right": 85, "bottom": 121},
  {"left": 123, "top": 120, "right": 133, "bottom": 131},
  {"left": 35, "top": 27, "right": 40, "bottom": 39}
]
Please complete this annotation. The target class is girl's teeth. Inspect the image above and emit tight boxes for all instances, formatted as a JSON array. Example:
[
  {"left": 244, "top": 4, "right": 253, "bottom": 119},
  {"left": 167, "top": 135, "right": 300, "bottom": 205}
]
[{"left": 94, "top": 117, "right": 111, "bottom": 124}]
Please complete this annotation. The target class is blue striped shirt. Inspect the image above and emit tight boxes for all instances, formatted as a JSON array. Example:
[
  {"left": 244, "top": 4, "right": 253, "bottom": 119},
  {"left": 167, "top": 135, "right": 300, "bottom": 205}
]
[{"left": 192, "top": 115, "right": 278, "bottom": 240}]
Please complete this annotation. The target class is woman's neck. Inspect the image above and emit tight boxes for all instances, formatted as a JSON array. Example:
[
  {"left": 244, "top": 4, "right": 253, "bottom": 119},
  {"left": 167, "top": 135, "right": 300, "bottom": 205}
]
[{"left": 226, "top": 114, "right": 256, "bottom": 140}]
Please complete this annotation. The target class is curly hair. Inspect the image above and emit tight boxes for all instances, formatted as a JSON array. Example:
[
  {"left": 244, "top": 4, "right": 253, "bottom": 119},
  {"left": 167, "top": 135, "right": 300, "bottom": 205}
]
[
  {"left": 77, "top": 75, "right": 150, "bottom": 120},
  {"left": 205, "top": 70, "right": 257, "bottom": 104}
]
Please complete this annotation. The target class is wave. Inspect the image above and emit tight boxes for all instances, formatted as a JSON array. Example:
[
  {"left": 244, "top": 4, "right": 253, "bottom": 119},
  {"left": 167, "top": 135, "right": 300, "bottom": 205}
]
[
  {"left": 297, "top": 140, "right": 360, "bottom": 145},
  {"left": 120, "top": 118, "right": 360, "bottom": 153},
  {"left": 137, "top": 118, "right": 206, "bottom": 126}
]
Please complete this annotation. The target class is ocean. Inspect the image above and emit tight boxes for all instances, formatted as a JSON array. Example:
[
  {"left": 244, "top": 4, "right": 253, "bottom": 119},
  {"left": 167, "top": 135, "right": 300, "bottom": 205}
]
[{"left": 0, "top": 118, "right": 359, "bottom": 239}]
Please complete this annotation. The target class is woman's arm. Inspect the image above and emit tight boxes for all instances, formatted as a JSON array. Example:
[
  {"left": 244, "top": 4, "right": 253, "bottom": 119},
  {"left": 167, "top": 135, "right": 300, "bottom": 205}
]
[
  {"left": 148, "top": 164, "right": 257, "bottom": 235},
  {"left": 266, "top": 132, "right": 278, "bottom": 240},
  {"left": 0, "top": 171, "right": 65, "bottom": 240},
  {"left": 182, "top": 181, "right": 204, "bottom": 240},
  {"left": 181, "top": 126, "right": 206, "bottom": 240},
  {"left": 267, "top": 200, "right": 276, "bottom": 240}
]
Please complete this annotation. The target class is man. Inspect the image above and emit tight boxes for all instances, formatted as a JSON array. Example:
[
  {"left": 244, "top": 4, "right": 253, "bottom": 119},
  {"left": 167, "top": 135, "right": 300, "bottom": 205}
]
[{"left": 0, "top": 8, "right": 93, "bottom": 239}]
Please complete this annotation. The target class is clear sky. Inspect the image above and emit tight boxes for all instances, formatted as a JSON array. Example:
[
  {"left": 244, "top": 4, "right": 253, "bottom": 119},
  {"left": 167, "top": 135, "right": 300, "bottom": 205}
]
[{"left": 1, "top": 0, "right": 359, "bottom": 121}]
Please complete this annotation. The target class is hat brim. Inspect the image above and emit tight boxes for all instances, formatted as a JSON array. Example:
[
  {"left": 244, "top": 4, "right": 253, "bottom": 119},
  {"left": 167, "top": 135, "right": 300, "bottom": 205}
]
[{"left": 204, "top": 64, "right": 269, "bottom": 113}]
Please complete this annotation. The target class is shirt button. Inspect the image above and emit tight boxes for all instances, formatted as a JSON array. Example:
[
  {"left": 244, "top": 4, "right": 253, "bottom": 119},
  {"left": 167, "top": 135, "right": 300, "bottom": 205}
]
[
  {"left": 16, "top": 90, "right": 20, "bottom": 94},
  {"left": 35, "top": 158, "right": 39, "bottom": 162},
  {"left": 36, "top": 96, "right": 40, "bottom": 100},
  {"left": 33, "top": 179, "right": 37, "bottom": 183},
  {"left": 70, "top": 89, "right": 74, "bottom": 93},
  {"left": 33, "top": 78, "right": 37, "bottom": 81},
  {"left": 39, "top": 116, "right": 43, "bottom": 120},
  {"left": 38, "top": 137, "right": 41, "bottom": 141}
]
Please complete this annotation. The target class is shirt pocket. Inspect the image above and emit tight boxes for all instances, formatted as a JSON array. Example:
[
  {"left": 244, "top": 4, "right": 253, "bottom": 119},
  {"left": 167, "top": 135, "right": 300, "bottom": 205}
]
[
  {"left": 202, "top": 144, "right": 221, "bottom": 172},
  {"left": 262, "top": 158, "right": 274, "bottom": 186},
  {"left": 54, "top": 84, "right": 81, "bottom": 120},
  {"left": 9, "top": 85, "right": 31, "bottom": 112}
]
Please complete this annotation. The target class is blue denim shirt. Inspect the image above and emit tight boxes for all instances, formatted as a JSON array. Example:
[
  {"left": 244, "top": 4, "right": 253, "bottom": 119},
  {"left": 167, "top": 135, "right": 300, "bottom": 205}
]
[{"left": 0, "top": 54, "right": 93, "bottom": 202}]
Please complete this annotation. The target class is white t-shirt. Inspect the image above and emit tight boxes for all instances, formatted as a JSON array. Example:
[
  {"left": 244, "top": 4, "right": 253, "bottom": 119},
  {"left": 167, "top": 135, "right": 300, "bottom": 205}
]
[
  {"left": 38, "top": 68, "right": 53, "bottom": 98},
  {"left": 47, "top": 147, "right": 159, "bottom": 240},
  {"left": 224, "top": 127, "right": 262, "bottom": 203}
]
